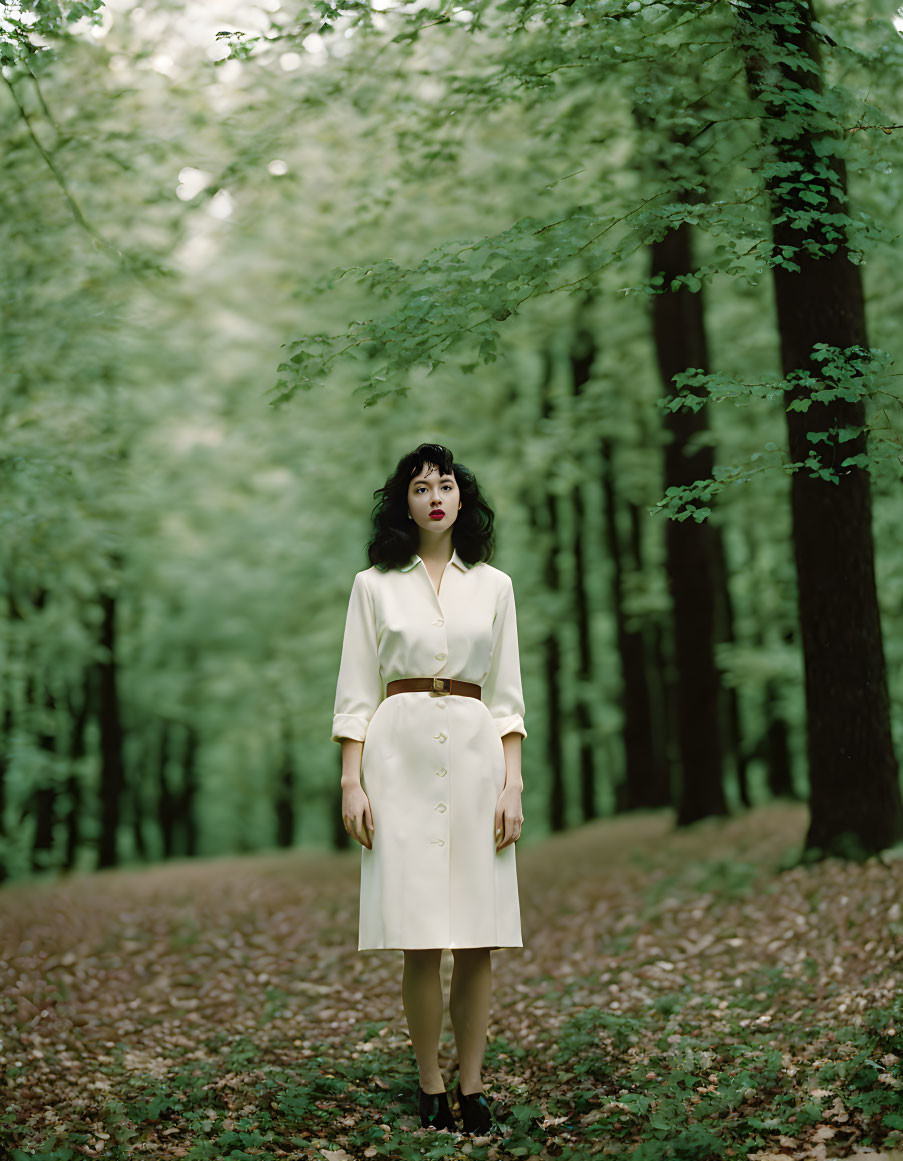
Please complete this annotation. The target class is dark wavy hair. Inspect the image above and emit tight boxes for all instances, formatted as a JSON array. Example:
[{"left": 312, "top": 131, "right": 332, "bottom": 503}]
[{"left": 367, "top": 443, "right": 495, "bottom": 570}]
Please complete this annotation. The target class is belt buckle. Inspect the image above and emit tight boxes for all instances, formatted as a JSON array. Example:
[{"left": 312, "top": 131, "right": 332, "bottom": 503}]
[{"left": 430, "top": 677, "right": 451, "bottom": 696}]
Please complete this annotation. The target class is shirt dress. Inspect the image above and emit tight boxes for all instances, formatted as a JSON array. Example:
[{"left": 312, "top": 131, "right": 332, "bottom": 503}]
[{"left": 332, "top": 548, "right": 526, "bottom": 951}]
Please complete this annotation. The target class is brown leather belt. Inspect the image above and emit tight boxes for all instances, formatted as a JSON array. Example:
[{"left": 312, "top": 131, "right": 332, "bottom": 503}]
[{"left": 386, "top": 677, "right": 481, "bottom": 700}]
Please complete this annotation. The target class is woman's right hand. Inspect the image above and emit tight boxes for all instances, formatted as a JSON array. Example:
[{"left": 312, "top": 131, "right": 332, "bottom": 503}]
[{"left": 342, "top": 783, "right": 374, "bottom": 849}]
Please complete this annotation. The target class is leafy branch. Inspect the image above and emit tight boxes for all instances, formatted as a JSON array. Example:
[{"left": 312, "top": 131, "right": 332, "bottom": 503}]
[
  {"left": 1, "top": 71, "right": 121, "bottom": 258},
  {"left": 649, "top": 346, "right": 903, "bottom": 520},
  {"left": 1, "top": 17, "right": 166, "bottom": 275}
]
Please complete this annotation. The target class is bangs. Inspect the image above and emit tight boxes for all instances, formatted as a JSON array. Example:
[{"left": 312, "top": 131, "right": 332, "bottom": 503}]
[{"left": 407, "top": 444, "right": 454, "bottom": 479}]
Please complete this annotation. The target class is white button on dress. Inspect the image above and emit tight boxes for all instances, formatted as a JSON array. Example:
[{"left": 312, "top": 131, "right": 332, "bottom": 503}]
[{"left": 332, "top": 548, "right": 526, "bottom": 951}]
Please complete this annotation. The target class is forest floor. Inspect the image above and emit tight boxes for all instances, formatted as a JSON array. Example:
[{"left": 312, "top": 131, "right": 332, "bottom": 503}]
[{"left": 1, "top": 802, "right": 902, "bottom": 1161}]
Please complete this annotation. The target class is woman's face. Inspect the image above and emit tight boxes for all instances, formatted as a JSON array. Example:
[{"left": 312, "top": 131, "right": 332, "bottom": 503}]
[{"left": 407, "top": 462, "right": 461, "bottom": 536}]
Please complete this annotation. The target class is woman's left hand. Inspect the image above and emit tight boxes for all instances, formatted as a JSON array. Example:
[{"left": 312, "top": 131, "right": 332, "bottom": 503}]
[{"left": 494, "top": 785, "right": 524, "bottom": 851}]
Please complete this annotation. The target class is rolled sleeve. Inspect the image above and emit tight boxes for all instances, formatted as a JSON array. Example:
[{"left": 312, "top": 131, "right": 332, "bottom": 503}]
[
  {"left": 332, "top": 572, "right": 383, "bottom": 743},
  {"left": 482, "top": 575, "right": 527, "bottom": 739}
]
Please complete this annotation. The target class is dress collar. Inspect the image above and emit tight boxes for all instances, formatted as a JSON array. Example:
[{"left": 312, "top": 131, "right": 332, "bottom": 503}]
[{"left": 400, "top": 548, "right": 471, "bottom": 573}]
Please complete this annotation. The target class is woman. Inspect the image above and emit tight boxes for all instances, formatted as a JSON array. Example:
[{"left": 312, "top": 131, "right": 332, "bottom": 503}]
[{"left": 332, "top": 442, "right": 526, "bottom": 1135}]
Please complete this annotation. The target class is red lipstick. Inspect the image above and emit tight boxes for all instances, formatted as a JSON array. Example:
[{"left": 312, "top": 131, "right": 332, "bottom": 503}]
[{"left": 429, "top": 510, "right": 445, "bottom": 520}]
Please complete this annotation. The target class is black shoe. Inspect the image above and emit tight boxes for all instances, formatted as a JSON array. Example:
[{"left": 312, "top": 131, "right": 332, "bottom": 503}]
[
  {"left": 418, "top": 1085, "right": 456, "bottom": 1130},
  {"left": 456, "top": 1084, "right": 493, "bottom": 1134}
]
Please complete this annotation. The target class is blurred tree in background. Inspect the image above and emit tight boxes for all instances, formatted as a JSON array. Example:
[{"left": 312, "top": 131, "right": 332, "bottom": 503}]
[{"left": 1, "top": 0, "right": 902, "bottom": 883}]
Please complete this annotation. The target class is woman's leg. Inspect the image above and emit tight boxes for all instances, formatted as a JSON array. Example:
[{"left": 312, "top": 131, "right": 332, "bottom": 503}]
[
  {"left": 402, "top": 948, "right": 445, "bottom": 1093},
  {"left": 449, "top": 947, "right": 492, "bottom": 1094}
]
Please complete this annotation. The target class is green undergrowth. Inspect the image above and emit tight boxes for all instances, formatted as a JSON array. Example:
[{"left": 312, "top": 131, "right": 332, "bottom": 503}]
[
  {"left": 5, "top": 1004, "right": 902, "bottom": 1161},
  {"left": 543, "top": 1000, "right": 903, "bottom": 1160}
]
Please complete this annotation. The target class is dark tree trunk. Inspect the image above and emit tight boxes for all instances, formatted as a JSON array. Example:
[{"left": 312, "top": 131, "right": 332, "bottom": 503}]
[
  {"left": 21, "top": 590, "right": 58, "bottom": 872},
  {"left": 275, "top": 721, "right": 296, "bottom": 849},
  {"left": 625, "top": 499, "right": 674, "bottom": 805},
  {"left": 651, "top": 221, "right": 727, "bottom": 825},
  {"left": 63, "top": 680, "right": 90, "bottom": 872},
  {"left": 710, "top": 530, "right": 749, "bottom": 807},
  {"left": 97, "top": 592, "right": 125, "bottom": 868},
  {"left": 181, "top": 724, "right": 200, "bottom": 856},
  {"left": 157, "top": 720, "right": 176, "bottom": 858},
  {"left": 737, "top": 0, "right": 902, "bottom": 856},
  {"left": 535, "top": 352, "right": 566, "bottom": 832},
  {"left": 30, "top": 684, "right": 58, "bottom": 872},
  {"left": 504, "top": 359, "right": 566, "bottom": 831},
  {"left": 764, "top": 679, "right": 796, "bottom": 799},
  {"left": 569, "top": 324, "right": 598, "bottom": 822},
  {"left": 31, "top": 794, "right": 56, "bottom": 870},
  {"left": 543, "top": 492, "right": 566, "bottom": 832},
  {"left": 129, "top": 727, "right": 149, "bottom": 863},
  {"left": 601, "top": 437, "right": 667, "bottom": 811},
  {"left": 649, "top": 617, "right": 678, "bottom": 804}
]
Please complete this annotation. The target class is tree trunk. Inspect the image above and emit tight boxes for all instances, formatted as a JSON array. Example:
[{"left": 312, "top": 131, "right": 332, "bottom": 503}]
[
  {"left": 648, "top": 617, "right": 678, "bottom": 805},
  {"left": 651, "top": 221, "right": 727, "bottom": 825},
  {"left": 129, "top": 725, "right": 149, "bottom": 863},
  {"left": 625, "top": 498, "right": 674, "bottom": 806},
  {"left": 275, "top": 721, "right": 296, "bottom": 849},
  {"left": 710, "top": 530, "right": 749, "bottom": 807},
  {"left": 182, "top": 724, "right": 200, "bottom": 856},
  {"left": 97, "top": 592, "right": 125, "bottom": 868},
  {"left": 764, "top": 679, "right": 795, "bottom": 799},
  {"left": 601, "top": 437, "right": 666, "bottom": 811},
  {"left": 737, "top": 0, "right": 902, "bottom": 856},
  {"left": 31, "top": 792, "right": 56, "bottom": 871},
  {"left": 63, "top": 679, "right": 89, "bottom": 872},
  {"left": 157, "top": 720, "right": 176, "bottom": 858},
  {"left": 29, "top": 682, "right": 58, "bottom": 872},
  {"left": 543, "top": 491, "right": 566, "bottom": 832},
  {"left": 535, "top": 352, "right": 566, "bottom": 832},
  {"left": 569, "top": 324, "right": 598, "bottom": 821},
  {"left": 21, "top": 590, "right": 58, "bottom": 872}
]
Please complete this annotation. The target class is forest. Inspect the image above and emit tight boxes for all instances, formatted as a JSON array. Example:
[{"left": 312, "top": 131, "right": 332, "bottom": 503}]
[
  {"left": 2, "top": 1, "right": 903, "bottom": 1159},
  {"left": 3, "top": 0, "right": 902, "bottom": 880}
]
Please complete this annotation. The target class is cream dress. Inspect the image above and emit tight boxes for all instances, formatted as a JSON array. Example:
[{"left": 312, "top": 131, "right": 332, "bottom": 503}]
[{"left": 332, "top": 548, "right": 526, "bottom": 951}]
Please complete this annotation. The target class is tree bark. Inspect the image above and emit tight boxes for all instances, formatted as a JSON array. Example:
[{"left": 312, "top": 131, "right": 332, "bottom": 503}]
[
  {"left": 569, "top": 324, "right": 598, "bottom": 821},
  {"left": 651, "top": 221, "right": 727, "bottom": 825},
  {"left": 535, "top": 352, "right": 566, "bottom": 832},
  {"left": 710, "top": 530, "right": 749, "bottom": 807},
  {"left": 764, "top": 679, "right": 795, "bottom": 800},
  {"left": 543, "top": 491, "right": 566, "bottom": 832},
  {"left": 626, "top": 487, "right": 674, "bottom": 806},
  {"left": 601, "top": 437, "right": 667, "bottom": 811},
  {"left": 647, "top": 617, "right": 678, "bottom": 805},
  {"left": 157, "top": 720, "right": 176, "bottom": 858},
  {"left": 275, "top": 721, "right": 296, "bottom": 849},
  {"left": 182, "top": 724, "right": 200, "bottom": 857},
  {"left": 737, "top": 0, "right": 902, "bottom": 856},
  {"left": 97, "top": 591, "right": 125, "bottom": 868},
  {"left": 20, "top": 589, "right": 58, "bottom": 872},
  {"left": 63, "top": 679, "right": 90, "bottom": 872},
  {"left": 129, "top": 725, "right": 149, "bottom": 863},
  {"left": 31, "top": 685, "right": 58, "bottom": 872}
]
